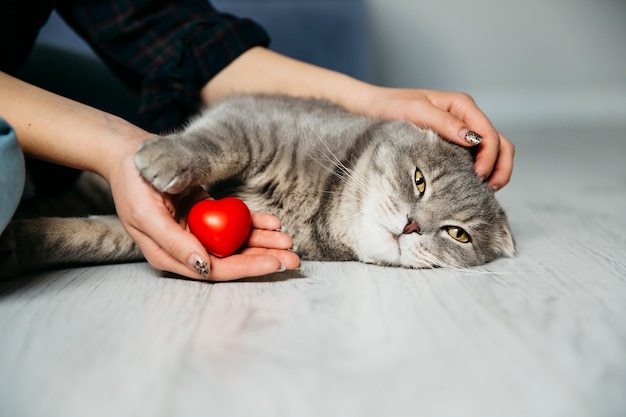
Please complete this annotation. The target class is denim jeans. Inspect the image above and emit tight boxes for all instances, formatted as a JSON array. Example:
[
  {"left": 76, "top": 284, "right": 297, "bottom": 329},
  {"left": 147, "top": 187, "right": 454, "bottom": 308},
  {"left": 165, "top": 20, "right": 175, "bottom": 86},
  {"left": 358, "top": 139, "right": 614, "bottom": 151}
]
[{"left": 0, "top": 117, "right": 25, "bottom": 234}]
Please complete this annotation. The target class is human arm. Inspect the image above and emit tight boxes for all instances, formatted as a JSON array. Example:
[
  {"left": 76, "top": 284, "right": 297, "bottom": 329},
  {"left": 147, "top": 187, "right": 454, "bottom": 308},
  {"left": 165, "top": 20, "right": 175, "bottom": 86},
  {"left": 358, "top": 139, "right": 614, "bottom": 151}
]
[
  {"left": 54, "top": 0, "right": 271, "bottom": 133},
  {"left": 0, "top": 71, "right": 299, "bottom": 280},
  {"left": 55, "top": 0, "right": 512, "bottom": 187},
  {"left": 201, "top": 47, "right": 514, "bottom": 190},
  {"left": 57, "top": 0, "right": 512, "bottom": 188}
]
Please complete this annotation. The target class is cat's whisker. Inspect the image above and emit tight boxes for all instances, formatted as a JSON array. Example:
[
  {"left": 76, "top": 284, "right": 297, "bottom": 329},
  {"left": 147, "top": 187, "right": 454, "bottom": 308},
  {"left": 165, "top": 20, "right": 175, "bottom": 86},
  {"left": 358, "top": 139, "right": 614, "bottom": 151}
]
[
  {"left": 417, "top": 250, "right": 512, "bottom": 275},
  {"left": 311, "top": 142, "right": 374, "bottom": 194},
  {"left": 305, "top": 149, "right": 373, "bottom": 200},
  {"left": 320, "top": 190, "right": 364, "bottom": 203},
  {"left": 311, "top": 156, "right": 356, "bottom": 188},
  {"left": 409, "top": 247, "right": 456, "bottom": 271},
  {"left": 379, "top": 199, "right": 399, "bottom": 219}
]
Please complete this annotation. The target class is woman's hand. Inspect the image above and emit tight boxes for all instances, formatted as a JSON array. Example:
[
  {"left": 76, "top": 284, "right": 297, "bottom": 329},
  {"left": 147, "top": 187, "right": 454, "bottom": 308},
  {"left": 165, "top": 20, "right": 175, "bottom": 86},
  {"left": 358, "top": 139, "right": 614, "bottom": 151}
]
[
  {"left": 105, "top": 141, "right": 300, "bottom": 281},
  {"left": 358, "top": 87, "right": 515, "bottom": 191}
]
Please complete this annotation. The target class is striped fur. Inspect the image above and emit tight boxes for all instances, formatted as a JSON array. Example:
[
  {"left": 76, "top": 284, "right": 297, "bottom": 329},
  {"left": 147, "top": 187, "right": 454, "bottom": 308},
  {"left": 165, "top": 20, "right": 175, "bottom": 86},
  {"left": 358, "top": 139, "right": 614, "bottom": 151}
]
[{"left": 1, "top": 95, "right": 514, "bottom": 278}]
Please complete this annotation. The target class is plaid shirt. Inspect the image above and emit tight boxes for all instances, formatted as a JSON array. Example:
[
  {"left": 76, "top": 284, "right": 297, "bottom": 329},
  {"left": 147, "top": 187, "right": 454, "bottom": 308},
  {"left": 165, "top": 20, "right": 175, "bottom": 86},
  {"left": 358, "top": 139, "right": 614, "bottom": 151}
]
[{"left": 0, "top": 0, "right": 270, "bottom": 132}]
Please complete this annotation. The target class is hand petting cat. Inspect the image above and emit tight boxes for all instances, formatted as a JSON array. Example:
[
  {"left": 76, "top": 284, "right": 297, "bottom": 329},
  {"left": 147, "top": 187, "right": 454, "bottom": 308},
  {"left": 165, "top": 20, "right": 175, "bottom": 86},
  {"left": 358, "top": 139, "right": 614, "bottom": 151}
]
[
  {"left": 355, "top": 87, "right": 515, "bottom": 191},
  {"left": 202, "top": 47, "right": 514, "bottom": 192}
]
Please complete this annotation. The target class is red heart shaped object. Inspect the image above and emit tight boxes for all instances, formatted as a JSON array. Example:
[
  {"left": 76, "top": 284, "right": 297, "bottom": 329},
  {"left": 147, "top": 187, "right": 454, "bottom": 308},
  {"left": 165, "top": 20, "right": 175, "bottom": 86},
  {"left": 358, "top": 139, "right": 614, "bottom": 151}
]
[{"left": 187, "top": 197, "right": 252, "bottom": 258}]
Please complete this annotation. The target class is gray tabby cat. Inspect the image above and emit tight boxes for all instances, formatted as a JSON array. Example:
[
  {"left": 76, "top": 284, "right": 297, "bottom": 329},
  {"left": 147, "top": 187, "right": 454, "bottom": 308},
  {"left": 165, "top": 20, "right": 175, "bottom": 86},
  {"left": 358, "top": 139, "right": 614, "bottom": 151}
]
[{"left": 0, "top": 95, "right": 514, "bottom": 278}]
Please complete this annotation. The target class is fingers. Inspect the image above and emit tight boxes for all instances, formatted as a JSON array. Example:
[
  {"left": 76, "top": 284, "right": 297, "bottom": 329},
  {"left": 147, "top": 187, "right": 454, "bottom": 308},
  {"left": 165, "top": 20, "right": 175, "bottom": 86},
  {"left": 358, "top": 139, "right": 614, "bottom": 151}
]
[
  {"left": 247, "top": 228, "right": 293, "bottom": 251},
  {"left": 109, "top": 158, "right": 213, "bottom": 279},
  {"left": 126, "top": 201, "right": 213, "bottom": 279},
  {"left": 250, "top": 210, "right": 283, "bottom": 231},
  {"left": 197, "top": 210, "right": 300, "bottom": 281},
  {"left": 208, "top": 210, "right": 300, "bottom": 280},
  {"left": 450, "top": 95, "right": 503, "bottom": 182},
  {"left": 420, "top": 91, "right": 482, "bottom": 145},
  {"left": 418, "top": 90, "right": 513, "bottom": 189},
  {"left": 130, "top": 195, "right": 300, "bottom": 281},
  {"left": 473, "top": 129, "right": 500, "bottom": 182},
  {"left": 132, "top": 208, "right": 301, "bottom": 281},
  {"left": 208, "top": 249, "right": 300, "bottom": 281},
  {"left": 485, "top": 134, "right": 515, "bottom": 190},
  {"left": 111, "top": 146, "right": 300, "bottom": 282}
]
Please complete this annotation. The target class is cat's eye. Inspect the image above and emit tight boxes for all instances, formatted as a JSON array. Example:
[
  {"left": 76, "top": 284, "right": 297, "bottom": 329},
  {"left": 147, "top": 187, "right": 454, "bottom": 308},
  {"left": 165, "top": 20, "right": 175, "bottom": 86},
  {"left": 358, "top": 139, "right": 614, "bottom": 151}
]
[
  {"left": 445, "top": 226, "right": 471, "bottom": 243},
  {"left": 414, "top": 168, "right": 426, "bottom": 195}
]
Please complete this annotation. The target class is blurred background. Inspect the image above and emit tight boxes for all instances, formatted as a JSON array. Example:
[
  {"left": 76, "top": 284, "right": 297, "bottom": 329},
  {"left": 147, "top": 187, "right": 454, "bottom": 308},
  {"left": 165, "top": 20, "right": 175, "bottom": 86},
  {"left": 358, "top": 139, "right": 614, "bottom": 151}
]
[
  {"left": 30, "top": 0, "right": 626, "bottom": 130},
  {"left": 364, "top": 0, "right": 626, "bottom": 128}
]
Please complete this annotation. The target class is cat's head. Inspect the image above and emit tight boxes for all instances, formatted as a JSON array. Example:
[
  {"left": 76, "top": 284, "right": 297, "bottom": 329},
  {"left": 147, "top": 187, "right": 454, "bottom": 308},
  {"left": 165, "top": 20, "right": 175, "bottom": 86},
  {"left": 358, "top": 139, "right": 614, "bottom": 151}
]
[{"left": 345, "top": 121, "right": 515, "bottom": 269}]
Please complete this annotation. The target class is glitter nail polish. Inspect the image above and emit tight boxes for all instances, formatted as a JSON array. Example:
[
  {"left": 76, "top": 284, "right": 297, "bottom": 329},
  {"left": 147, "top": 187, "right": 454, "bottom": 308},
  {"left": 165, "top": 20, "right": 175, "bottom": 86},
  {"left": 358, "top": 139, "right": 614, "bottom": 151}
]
[
  {"left": 189, "top": 254, "right": 210, "bottom": 278},
  {"left": 461, "top": 129, "right": 483, "bottom": 146}
]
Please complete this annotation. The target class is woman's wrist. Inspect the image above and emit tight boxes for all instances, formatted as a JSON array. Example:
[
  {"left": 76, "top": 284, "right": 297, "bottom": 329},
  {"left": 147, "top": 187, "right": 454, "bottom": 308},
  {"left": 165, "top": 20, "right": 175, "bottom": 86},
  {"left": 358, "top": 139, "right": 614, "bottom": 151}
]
[
  {"left": 0, "top": 70, "right": 155, "bottom": 184},
  {"left": 94, "top": 115, "right": 153, "bottom": 183}
]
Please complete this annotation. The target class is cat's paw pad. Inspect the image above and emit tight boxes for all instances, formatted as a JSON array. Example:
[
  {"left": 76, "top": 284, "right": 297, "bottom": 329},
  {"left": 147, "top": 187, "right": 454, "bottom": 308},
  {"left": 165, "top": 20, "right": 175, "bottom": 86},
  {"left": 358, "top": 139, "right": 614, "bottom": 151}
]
[{"left": 135, "top": 136, "right": 194, "bottom": 194}]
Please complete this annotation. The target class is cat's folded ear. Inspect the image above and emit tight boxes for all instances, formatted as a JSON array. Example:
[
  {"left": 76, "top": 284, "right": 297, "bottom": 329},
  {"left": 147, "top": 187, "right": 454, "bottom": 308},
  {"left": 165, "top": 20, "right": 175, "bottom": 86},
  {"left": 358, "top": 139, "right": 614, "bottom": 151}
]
[
  {"left": 496, "top": 211, "right": 516, "bottom": 258},
  {"left": 498, "top": 228, "right": 516, "bottom": 258}
]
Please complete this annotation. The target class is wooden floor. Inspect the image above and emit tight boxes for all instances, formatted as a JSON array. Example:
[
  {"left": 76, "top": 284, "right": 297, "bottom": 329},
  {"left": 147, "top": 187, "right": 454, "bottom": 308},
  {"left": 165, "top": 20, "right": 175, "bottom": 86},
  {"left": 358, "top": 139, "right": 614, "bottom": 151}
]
[{"left": 1, "top": 123, "right": 625, "bottom": 417}]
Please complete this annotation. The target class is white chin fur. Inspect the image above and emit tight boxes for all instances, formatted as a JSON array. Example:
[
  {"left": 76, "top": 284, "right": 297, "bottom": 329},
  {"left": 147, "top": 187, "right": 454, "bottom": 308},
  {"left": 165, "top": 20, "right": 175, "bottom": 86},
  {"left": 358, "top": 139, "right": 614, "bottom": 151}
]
[{"left": 356, "top": 229, "right": 401, "bottom": 265}]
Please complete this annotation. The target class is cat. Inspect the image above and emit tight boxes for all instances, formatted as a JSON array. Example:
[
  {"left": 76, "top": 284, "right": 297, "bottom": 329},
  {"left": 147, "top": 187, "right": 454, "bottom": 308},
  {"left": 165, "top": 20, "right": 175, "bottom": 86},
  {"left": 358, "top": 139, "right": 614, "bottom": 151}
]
[{"left": 0, "top": 95, "right": 515, "bottom": 278}]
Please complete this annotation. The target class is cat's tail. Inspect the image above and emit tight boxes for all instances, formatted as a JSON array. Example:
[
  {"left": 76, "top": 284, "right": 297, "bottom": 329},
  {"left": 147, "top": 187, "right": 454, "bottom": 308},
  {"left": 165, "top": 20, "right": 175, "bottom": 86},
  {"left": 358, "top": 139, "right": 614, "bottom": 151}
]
[{"left": 0, "top": 215, "right": 143, "bottom": 279}]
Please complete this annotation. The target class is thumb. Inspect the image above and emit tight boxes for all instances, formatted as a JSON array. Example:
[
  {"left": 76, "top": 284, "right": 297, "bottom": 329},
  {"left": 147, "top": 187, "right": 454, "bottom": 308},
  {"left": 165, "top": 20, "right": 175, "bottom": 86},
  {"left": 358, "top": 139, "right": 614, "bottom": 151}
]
[
  {"left": 129, "top": 211, "right": 212, "bottom": 279},
  {"left": 415, "top": 106, "right": 483, "bottom": 148}
]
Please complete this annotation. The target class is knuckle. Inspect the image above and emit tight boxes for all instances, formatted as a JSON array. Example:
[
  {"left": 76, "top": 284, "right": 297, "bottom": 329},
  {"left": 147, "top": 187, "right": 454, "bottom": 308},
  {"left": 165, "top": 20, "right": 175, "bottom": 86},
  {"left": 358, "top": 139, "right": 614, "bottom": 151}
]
[
  {"left": 454, "top": 91, "right": 475, "bottom": 104},
  {"left": 127, "top": 209, "right": 147, "bottom": 229},
  {"left": 144, "top": 253, "right": 167, "bottom": 272},
  {"left": 161, "top": 235, "right": 187, "bottom": 258}
]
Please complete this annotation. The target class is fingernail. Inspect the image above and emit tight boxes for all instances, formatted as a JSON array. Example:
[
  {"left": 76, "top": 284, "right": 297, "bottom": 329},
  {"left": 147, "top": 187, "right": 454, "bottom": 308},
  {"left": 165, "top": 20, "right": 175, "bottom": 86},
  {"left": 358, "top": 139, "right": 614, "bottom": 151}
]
[
  {"left": 289, "top": 244, "right": 298, "bottom": 253},
  {"left": 188, "top": 253, "right": 210, "bottom": 278},
  {"left": 491, "top": 184, "right": 500, "bottom": 192},
  {"left": 277, "top": 264, "right": 287, "bottom": 273},
  {"left": 460, "top": 129, "right": 482, "bottom": 146}
]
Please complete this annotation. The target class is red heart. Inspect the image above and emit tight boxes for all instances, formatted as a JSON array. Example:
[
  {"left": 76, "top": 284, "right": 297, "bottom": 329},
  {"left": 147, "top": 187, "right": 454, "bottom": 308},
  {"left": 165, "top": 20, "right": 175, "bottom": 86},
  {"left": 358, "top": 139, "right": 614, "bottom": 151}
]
[{"left": 187, "top": 197, "right": 252, "bottom": 258}]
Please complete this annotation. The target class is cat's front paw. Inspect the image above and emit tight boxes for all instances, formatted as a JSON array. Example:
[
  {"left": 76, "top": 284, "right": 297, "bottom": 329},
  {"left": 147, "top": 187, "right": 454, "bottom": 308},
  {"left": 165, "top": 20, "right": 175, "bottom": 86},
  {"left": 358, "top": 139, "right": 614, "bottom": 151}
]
[{"left": 135, "top": 136, "right": 195, "bottom": 194}]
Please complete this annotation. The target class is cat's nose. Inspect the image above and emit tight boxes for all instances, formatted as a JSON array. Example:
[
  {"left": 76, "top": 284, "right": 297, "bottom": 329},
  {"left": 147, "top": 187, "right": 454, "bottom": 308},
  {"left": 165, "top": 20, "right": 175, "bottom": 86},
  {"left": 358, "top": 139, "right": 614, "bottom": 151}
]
[{"left": 403, "top": 218, "right": 421, "bottom": 234}]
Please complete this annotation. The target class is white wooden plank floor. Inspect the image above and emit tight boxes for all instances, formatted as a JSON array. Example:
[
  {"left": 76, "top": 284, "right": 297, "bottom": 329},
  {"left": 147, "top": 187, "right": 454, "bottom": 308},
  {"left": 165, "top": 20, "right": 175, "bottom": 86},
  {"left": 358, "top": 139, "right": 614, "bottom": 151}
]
[{"left": 1, "top": 123, "right": 625, "bottom": 417}]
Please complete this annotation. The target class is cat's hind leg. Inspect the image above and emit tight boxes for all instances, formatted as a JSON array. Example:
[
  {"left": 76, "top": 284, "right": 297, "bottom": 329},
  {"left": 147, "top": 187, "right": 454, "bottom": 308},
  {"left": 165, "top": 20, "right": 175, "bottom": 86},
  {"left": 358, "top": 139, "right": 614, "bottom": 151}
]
[{"left": 1, "top": 215, "right": 143, "bottom": 278}]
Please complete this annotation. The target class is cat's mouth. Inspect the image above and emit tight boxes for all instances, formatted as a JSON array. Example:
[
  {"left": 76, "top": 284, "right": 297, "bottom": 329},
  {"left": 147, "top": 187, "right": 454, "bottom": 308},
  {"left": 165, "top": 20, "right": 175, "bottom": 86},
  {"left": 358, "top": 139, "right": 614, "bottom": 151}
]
[
  {"left": 388, "top": 228, "right": 407, "bottom": 257},
  {"left": 390, "top": 218, "right": 421, "bottom": 241},
  {"left": 390, "top": 229, "right": 403, "bottom": 242}
]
